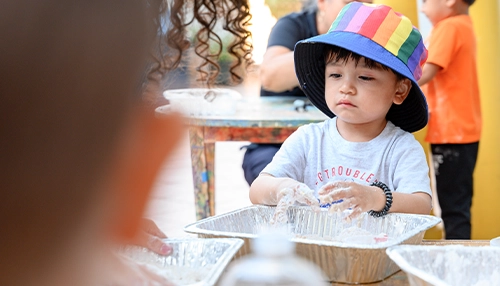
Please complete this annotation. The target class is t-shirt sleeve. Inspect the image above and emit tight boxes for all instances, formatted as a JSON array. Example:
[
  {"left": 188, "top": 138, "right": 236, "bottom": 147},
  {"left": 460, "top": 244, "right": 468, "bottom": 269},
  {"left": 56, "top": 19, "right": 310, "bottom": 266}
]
[
  {"left": 426, "top": 20, "right": 460, "bottom": 71},
  {"left": 267, "top": 15, "right": 306, "bottom": 50},
  {"left": 392, "top": 136, "right": 432, "bottom": 197},
  {"left": 261, "top": 125, "right": 308, "bottom": 182}
]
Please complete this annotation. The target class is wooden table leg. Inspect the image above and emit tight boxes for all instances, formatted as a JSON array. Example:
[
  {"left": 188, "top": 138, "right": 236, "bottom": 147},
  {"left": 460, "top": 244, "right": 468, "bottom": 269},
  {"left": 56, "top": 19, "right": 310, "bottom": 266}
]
[
  {"left": 188, "top": 126, "right": 210, "bottom": 220},
  {"left": 205, "top": 142, "right": 215, "bottom": 217}
]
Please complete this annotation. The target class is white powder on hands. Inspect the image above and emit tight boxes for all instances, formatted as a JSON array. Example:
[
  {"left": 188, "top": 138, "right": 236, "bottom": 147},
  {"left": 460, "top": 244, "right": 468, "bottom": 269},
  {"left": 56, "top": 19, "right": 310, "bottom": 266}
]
[
  {"left": 318, "top": 186, "right": 350, "bottom": 205},
  {"left": 271, "top": 184, "right": 319, "bottom": 224},
  {"left": 271, "top": 189, "right": 296, "bottom": 224}
]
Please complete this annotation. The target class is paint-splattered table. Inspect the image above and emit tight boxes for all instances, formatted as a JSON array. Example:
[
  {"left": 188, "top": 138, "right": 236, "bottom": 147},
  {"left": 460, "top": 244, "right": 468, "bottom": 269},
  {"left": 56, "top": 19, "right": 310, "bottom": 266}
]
[{"left": 156, "top": 96, "right": 327, "bottom": 220}]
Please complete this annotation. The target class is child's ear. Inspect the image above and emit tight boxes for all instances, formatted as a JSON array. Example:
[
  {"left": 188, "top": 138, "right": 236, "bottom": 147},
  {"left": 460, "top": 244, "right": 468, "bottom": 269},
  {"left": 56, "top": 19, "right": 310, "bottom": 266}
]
[
  {"left": 393, "top": 78, "right": 412, "bottom": 105},
  {"left": 108, "top": 108, "right": 184, "bottom": 243},
  {"left": 446, "top": 0, "right": 457, "bottom": 8}
]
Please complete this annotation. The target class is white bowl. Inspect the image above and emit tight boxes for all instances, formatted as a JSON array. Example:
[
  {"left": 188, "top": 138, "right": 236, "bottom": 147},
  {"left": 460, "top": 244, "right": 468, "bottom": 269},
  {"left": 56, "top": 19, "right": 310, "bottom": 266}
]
[{"left": 163, "top": 88, "right": 242, "bottom": 116}]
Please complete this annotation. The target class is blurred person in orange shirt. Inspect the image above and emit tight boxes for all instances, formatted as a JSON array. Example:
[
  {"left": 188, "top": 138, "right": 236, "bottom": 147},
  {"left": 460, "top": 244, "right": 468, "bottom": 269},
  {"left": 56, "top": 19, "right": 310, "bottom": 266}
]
[{"left": 419, "top": 0, "right": 481, "bottom": 239}]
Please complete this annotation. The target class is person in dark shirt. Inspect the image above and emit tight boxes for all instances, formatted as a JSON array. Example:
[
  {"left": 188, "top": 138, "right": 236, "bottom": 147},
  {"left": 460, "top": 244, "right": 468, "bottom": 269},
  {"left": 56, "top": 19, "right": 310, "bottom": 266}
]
[{"left": 242, "top": 0, "right": 373, "bottom": 186}]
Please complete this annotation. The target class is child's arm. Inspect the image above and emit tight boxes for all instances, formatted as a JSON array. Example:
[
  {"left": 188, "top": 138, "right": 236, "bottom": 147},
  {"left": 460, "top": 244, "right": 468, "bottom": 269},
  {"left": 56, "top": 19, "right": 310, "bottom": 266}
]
[
  {"left": 249, "top": 173, "right": 319, "bottom": 208},
  {"left": 390, "top": 192, "right": 432, "bottom": 215},
  {"left": 417, "top": 62, "right": 442, "bottom": 86},
  {"left": 250, "top": 174, "right": 303, "bottom": 205}
]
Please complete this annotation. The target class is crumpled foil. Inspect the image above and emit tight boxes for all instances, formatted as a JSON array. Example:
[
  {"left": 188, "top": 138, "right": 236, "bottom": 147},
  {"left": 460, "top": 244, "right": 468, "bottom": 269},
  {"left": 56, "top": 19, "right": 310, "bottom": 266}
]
[
  {"left": 119, "top": 238, "right": 243, "bottom": 286},
  {"left": 387, "top": 245, "right": 500, "bottom": 286},
  {"left": 184, "top": 205, "right": 441, "bottom": 284}
]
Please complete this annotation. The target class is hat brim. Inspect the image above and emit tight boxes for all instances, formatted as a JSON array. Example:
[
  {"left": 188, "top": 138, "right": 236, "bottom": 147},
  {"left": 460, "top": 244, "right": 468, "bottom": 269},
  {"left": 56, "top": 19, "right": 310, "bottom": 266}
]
[{"left": 295, "top": 32, "right": 428, "bottom": 133}]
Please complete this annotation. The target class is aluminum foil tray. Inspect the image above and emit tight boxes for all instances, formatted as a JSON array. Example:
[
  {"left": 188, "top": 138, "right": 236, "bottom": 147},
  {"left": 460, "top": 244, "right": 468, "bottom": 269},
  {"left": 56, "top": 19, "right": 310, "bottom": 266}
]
[
  {"left": 184, "top": 205, "right": 441, "bottom": 284},
  {"left": 386, "top": 245, "right": 500, "bottom": 286},
  {"left": 119, "top": 238, "right": 243, "bottom": 286}
]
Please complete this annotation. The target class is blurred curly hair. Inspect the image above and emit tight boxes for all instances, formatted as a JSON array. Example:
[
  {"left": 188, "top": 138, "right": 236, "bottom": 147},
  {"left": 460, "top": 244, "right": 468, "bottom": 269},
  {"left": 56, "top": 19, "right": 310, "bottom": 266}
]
[{"left": 144, "top": 0, "right": 253, "bottom": 102}]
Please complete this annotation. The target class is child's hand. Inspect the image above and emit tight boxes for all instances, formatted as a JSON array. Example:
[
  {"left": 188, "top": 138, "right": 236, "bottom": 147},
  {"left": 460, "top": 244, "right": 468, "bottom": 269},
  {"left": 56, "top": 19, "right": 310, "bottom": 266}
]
[
  {"left": 279, "top": 183, "right": 321, "bottom": 212},
  {"left": 318, "top": 181, "right": 385, "bottom": 220},
  {"left": 133, "top": 218, "right": 172, "bottom": 255},
  {"left": 272, "top": 183, "right": 320, "bottom": 224}
]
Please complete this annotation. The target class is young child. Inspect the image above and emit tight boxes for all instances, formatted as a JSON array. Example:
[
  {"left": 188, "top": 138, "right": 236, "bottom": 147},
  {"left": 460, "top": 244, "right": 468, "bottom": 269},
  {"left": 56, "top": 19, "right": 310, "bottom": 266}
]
[
  {"left": 0, "top": 0, "right": 251, "bottom": 285},
  {"left": 418, "top": 0, "right": 481, "bottom": 239},
  {"left": 243, "top": 0, "right": 373, "bottom": 187},
  {"left": 249, "top": 2, "right": 432, "bottom": 220}
]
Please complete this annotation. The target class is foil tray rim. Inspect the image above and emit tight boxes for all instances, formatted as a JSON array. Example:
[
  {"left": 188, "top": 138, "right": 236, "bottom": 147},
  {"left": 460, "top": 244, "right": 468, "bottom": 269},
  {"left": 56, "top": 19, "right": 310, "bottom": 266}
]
[
  {"left": 184, "top": 205, "right": 442, "bottom": 249},
  {"left": 122, "top": 237, "right": 244, "bottom": 286},
  {"left": 386, "top": 245, "right": 500, "bottom": 286}
]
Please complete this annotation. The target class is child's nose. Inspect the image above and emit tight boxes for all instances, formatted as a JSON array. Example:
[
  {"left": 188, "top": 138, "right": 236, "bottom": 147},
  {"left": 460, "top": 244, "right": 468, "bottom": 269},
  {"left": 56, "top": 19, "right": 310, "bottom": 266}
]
[{"left": 339, "top": 78, "right": 356, "bottom": 95}]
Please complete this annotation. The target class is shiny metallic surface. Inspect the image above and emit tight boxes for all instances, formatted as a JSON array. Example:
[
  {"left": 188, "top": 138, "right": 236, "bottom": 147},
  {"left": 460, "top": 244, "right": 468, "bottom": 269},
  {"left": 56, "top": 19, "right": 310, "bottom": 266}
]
[
  {"left": 184, "top": 205, "right": 441, "bottom": 284},
  {"left": 120, "top": 238, "right": 243, "bottom": 286},
  {"left": 386, "top": 245, "right": 500, "bottom": 286}
]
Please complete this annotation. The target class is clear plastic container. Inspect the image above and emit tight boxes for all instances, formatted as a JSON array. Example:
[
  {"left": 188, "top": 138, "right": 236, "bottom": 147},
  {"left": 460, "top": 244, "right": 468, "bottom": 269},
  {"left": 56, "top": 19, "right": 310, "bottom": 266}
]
[
  {"left": 218, "top": 231, "right": 328, "bottom": 286},
  {"left": 163, "top": 88, "right": 242, "bottom": 116},
  {"left": 491, "top": 236, "right": 500, "bottom": 247}
]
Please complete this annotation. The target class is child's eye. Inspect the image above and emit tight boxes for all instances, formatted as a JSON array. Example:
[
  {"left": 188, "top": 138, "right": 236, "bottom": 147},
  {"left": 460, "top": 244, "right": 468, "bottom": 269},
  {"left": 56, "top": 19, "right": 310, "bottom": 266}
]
[
  {"left": 359, "top": 76, "right": 374, "bottom": 81},
  {"left": 329, "top": 73, "right": 341, "bottom": 78}
]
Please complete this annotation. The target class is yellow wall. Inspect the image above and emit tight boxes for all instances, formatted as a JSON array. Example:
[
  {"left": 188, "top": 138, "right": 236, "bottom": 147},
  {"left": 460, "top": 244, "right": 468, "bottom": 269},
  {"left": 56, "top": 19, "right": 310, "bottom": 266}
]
[
  {"left": 375, "top": 0, "right": 500, "bottom": 239},
  {"left": 469, "top": 1, "right": 500, "bottom": 239},
  {"left": 372, "top": 0, "right": 420, "bottom": 25}
]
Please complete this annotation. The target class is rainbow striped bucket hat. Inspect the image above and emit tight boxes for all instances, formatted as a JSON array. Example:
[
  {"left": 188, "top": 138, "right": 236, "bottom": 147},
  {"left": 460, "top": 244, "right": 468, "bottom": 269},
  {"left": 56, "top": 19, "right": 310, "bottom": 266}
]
[{"left": 294, "top": 2, "right": 428, "bottom": 133}]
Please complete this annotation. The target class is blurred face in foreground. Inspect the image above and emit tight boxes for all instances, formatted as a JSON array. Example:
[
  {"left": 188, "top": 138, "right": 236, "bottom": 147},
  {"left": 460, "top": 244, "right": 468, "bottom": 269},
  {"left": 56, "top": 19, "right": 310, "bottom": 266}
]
[{"left": 0, "top": 1, "right": 183, "bottom": 285}]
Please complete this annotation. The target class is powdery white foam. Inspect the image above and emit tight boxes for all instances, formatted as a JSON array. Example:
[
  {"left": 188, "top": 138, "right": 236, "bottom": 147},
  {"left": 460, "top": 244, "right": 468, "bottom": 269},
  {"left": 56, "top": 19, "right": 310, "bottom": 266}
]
[
  {"left": 296, "top": 226, "right": 389, "bottom": 245},
  {"left": 143, "top": 264, "right": 213, "bottom": 285}
]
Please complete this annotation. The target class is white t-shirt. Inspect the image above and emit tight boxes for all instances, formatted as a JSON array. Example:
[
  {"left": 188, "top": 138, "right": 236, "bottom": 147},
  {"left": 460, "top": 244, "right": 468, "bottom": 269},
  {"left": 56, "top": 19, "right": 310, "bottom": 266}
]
[{"left": 262, "top": 118, "right": 432, "bottom": 197}]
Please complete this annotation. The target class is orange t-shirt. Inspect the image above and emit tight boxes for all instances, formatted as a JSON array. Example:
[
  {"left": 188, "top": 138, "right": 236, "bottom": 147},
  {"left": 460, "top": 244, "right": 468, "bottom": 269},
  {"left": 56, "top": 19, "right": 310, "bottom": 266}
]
[{"left": 422, "top": 15, "right": 481, "bottom": 144}]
